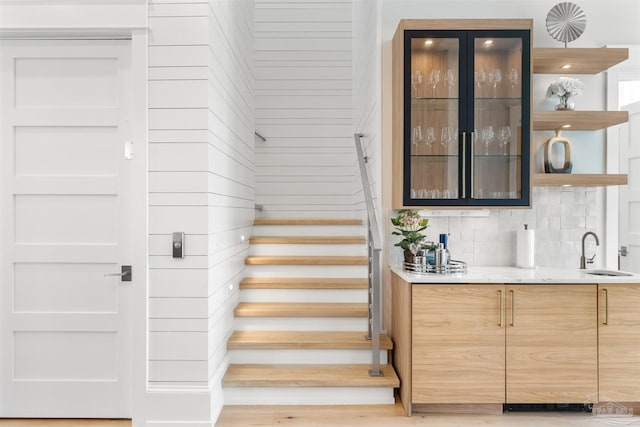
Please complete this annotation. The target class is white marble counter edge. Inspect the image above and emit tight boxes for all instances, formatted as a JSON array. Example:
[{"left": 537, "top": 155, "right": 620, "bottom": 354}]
[{"left": 390, "top": 265, "right": 640, "bottom": 284}]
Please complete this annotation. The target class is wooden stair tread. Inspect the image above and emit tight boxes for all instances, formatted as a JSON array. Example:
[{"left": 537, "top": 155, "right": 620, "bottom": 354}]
[
  {"left": 234, "top": 302, "right": 368, "bottom": 317},
  {"left": 249, "top": 236, "right": 365, "bottom": 244},
  {"left": 228, "top": 331, "right": 393, "bottom": 350},
  {"left": 245, "top": 256, "right": 367, "bottom": 265},
  {"left": 223, "top": 364, "right": 399, "bottom": 387},
  {"left": 254, "top": 218, "right": 363, "bottom": 226},
  {"left": 240, "top": 277, "right": 368, "bottom": 289}
]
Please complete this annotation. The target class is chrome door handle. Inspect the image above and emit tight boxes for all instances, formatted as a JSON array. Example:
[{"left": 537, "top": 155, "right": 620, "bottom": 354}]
[{"left": 104, "top": 265, "right": 132, "bottom": 282}]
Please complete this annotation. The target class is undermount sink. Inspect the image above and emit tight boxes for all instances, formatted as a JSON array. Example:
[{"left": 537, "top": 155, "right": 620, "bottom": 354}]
[{"left": 584, "top": 269, "right": 633, "bottom": 277}]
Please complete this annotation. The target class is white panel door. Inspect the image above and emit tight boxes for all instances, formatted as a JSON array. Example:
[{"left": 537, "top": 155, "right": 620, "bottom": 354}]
[
  {"left": 619, "top": 101, "right": 640, "bottom": 273},
  {"left": 0, "top": 40, "right": 134, "bottom": 417}
]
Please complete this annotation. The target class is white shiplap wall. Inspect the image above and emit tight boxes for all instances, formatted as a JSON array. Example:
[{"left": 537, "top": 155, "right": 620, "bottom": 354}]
[
  {"left": 254, "top": 0, "right": 355, "bottom": 218},
  {"left": 206, "top": 0, "right": 255, "bottom": 418},
  {"left": 148, "top": 0, "right": 211, "bottom": 390},
  {"left": 147, "top": 1, "right": 254, "bottom": 421},
  {"left": 352, "top": 0, "right": 381, "bottom": 226}
]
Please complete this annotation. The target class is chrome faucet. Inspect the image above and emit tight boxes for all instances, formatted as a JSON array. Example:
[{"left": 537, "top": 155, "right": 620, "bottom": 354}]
[{"left": 580, "top": 231, "right": 600, "bottom": 269}]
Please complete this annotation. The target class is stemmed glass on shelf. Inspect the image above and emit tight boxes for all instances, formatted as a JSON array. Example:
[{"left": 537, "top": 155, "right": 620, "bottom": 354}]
[
  {"left": 428, "top": 69, "right": 440, "bottom": 97},
  {"left": 440, "top": 127, "right": 451, "bottom": 151},
  {"left": 498, "top": 126, "right": 512, "bottom": 155},
  {"left": 508, "top": 68, "right": 519, "bottom": 92},
  {"left": 488, "top": 68, "right": 502, "bottom": 98},
  {"left": 445, "top": 69, "right": 456, "bottom": 97},
  {"left": 411, "top": 125, "right": 423, "bottom": 145},
  {"left": 481, "top": 126, "right": 495, "bottom": 155},
  {"left": 425, "top": 126, "right": 436, "bottom": 148},
  {"left": 474, "top": 68, "right": 486, "bottom": 95},
  {"left": 411, "top": 69, "right": 423, "bottom": 97}
]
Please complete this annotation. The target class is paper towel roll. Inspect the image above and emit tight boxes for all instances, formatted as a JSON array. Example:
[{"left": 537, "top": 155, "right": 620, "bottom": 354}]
[{"left": 516, "top": 226, "right": 535, "bottom": 268}]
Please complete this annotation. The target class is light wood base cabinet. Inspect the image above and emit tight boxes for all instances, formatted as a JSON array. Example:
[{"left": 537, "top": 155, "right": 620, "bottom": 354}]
[
  {"left": 391, "top": 274, "right": 640, "bottom": 415},
  {"left": 505, "top": 285, "right": 597, "bottom": 403},
  {"left": 412, "top": 285, "right": 505, "bottom": 404},
  {"left": 598, "top": 284, "right": 640, "bottom": 402}
]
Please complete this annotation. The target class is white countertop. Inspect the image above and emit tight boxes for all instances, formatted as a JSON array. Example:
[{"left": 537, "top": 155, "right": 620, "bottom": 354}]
[{"left": 391, "top": 265, "right": 640, "bottom": 284}]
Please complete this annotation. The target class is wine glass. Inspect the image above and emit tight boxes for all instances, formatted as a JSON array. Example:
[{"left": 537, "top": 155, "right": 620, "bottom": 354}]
[
  {"left": 481, "top": 126, "right": 494, "bottom": 155},
  {"left": 498, "top": 126, "right": 512, "bottom": 155},
  {"left": 411, "top": 125, "right": 423, "bottom": 145},
  {"left": 508, "top": 68, "right": 519, "bottom": 89},
  {"left": 425, "top": 126, "right": 436, "bottom": 148},
  {"left": 488, "top": 68, "right": 502, "bottom": 98},
  {"left": 428, "top": 69, "right": 440, "bottom": 97},
  {"left": 411, "top": 69, "right": 423, "bottom": 96},
  {"left": 474, "top": 68, "right": 486, "bottom": 94},
  {"left": 445, "top": 69, "right": 456, "bottom": 97},
  {"left": 440, "top": 126, "right": 451, "bottom": 150}
]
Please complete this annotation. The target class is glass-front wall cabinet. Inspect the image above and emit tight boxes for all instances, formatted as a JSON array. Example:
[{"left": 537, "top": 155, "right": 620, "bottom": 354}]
[{"left": 403, "top": 28, "right": 530, "bottom": 207}]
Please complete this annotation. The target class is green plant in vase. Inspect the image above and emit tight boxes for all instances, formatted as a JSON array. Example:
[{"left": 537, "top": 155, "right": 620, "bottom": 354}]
[{"left": 391, "top": 209, "right": 429, "bottom": 263}]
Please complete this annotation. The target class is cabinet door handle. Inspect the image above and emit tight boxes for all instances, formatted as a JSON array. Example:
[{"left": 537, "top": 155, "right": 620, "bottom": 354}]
[
  {"left": 498, "top": 289, "right": 503, "bottom": 327},
  {"left": 510, "top": 289, "right": 515, "bottom": 326},
  {"left": 470, "top": 131, "right": 475, "bottom": 199},
  {"left": 462, "top": 132, "right": 466, "bottom": 198},
  {"left": 603, "top": 288, "right": 609, "bottom": 325}
]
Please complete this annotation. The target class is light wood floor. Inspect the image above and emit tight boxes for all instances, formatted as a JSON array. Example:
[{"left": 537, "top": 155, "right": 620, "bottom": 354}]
[
  {"left": 2, "top": 404, "right": 639, "bottom": 427},
  {"left": 215, "top": 402, "right": 640, "bottom": 426}
]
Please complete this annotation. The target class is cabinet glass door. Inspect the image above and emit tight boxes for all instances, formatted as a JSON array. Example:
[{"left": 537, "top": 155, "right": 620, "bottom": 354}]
[
  {"left": 472, "top": 36, "right": 525, "bottom": 202},
  {"left": 407, "top": 35, "right": 461, "bottom": 204},
  {"left": 403, "top": 29, "right": 530, "bottom": 207}
]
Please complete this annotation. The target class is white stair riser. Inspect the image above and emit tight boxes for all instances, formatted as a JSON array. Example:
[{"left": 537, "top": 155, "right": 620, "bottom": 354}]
[
  {"left": 252, "top": 225, "right": 365, "bottom": 236},
  {"left": 249, "top": 244, "right": 366, "bottom": 256},
  {"left": 245, "top": 265, "right": 368, "bottom": 278},
  {"left": 240, "top": 289, "right": 368, "bottom": 303},
  {"left": 234, "top": 317, "right": 369, "bottom": 331},
  {"left": 223, "top": 386, "right": 395, "bottom": 405},
  {"left": 228, "top": 349, "right": 388, "bottom": 365}
]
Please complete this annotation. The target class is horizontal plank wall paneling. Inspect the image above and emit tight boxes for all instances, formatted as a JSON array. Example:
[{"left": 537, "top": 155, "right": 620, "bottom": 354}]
[
  {"left": 352, "top": 0, "right": 381, "bottom": 216},
  {"left": 147, "top": 1, "right": 255, "bottom": 423},
  {"left": 207, "top": 0, "right": 255, "bottom": 422},
  {"left": 147, "top": 0, "right": 209, "bottom": 391},
  {"left": 353, "top": 1, "right": 387, "bottom": 333},
  {"left": 254, "top": 0, "right": 355, "bottom": 217}
]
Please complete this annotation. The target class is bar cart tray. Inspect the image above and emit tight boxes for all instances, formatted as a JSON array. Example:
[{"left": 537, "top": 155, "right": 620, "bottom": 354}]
[{"left": 404, "top": 259, "right": 467, "bottom": 275}]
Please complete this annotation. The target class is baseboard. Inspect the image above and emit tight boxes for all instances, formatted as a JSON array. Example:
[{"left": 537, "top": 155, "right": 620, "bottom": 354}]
[
  {"left": 145, "top": 422, "right": 212, "bottom": 427},
  {"left": 136, "top": 386, "right": 213, "bottom": 426}
]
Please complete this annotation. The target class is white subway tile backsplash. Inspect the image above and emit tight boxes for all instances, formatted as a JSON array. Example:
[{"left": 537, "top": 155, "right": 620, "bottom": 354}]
[{"left": 396, "top": 187, "right": 603, "bottom": 268}]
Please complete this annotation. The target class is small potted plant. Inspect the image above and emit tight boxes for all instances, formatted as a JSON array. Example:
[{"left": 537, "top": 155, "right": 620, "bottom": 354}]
[
  {"left": 391, "top": 209, "right": 429, "bottom": 264},
  {"left": 546, "top": 77, "right": 584, "bottom": 110}
]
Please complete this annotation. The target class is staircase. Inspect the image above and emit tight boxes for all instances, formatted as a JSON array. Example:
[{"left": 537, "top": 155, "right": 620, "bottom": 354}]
[{"left": 222, "top": 218, "right": 399, "bottom": 405}]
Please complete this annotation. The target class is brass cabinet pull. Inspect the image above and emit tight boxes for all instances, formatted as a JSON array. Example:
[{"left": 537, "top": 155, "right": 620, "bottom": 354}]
[
  {"left": 470, "top": 132, "right": 475, "bottom": 199},
  {"left": 603, "top": 288, "right": 609, "bottom": 325},
  {"left": 462, "top": 132, "right": 466, "bottom": 198},
  {"left": 510, "top": 289, "right": 515, "bottom": 326},
  {"left": 498, "top": 289, "right": 503, "bottom": 327}
]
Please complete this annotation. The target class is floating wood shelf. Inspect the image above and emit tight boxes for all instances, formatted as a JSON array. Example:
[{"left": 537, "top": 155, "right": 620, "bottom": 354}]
[
  {"left": 533, "top": 111, "right": 629, "bottom": 131},
  {"left": 532, "top": 173, "right": 628, "bottom": 187},
  {"left": 533, "top": 48, "right": 629, "bottom": 74}
]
